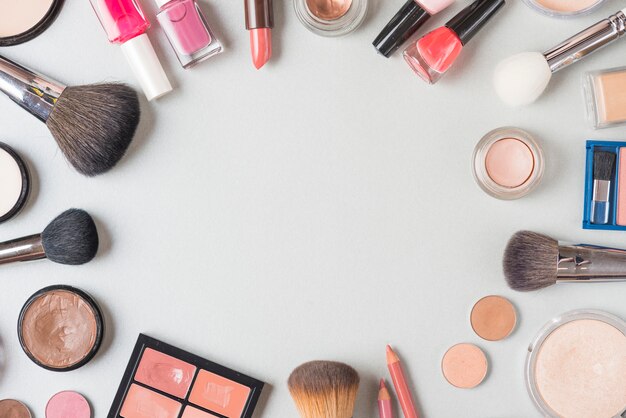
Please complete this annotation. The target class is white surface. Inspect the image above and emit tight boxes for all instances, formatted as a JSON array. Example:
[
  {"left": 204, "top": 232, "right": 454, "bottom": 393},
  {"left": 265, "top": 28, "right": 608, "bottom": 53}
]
[{"left": 1, "top": 1, "right": 626, "bottom": 417}]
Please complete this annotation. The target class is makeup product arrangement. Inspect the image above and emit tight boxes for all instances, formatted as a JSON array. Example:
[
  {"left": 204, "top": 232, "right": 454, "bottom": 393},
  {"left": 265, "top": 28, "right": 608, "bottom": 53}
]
[{"left": 2, "top": 0, "right": 626, "bottom": 417}]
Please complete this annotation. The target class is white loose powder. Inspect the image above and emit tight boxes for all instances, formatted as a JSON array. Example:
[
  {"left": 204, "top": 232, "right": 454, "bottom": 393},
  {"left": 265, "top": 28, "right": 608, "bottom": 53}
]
[{"left": 535, "top": 319, "right": 626, "bottom": 418}]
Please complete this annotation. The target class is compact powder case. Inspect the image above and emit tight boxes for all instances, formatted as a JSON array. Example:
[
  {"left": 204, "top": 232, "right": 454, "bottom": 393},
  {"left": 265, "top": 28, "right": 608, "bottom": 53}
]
[
  {"left": 473, "top": 127, "right": 544, "bottom": 200},
  {"left": 0, "top": 142, "right": 31, "bottom": 224},
  {"left": 18, "top": 285, "right": 104, "bottom": 372},
  {"left": 526, "top": 310, "right": 626, "bottom": 418},
  {"left": 0, "top": 0, "right": 64, "bottom": 46},
  {"left": 522, "top": 0, "right": 605, "bottom": 18}
]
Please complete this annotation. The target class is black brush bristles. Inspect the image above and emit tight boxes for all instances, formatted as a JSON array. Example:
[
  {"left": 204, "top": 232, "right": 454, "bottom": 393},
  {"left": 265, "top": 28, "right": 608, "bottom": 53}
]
[
  {"left": 46, "top": 83, "right": 140, "bottom": 176},
  {"left": 41, "top": 209, "right": 99, "bottom": 265},
  {"left": 503, "top": 231, "right": 558, "bottom": 291},
  {"left": 594, "top": 151, "right": 616, "bottom": 181},
  {"left": 288, "top": 361, "right": 360, "bottom": 418}
]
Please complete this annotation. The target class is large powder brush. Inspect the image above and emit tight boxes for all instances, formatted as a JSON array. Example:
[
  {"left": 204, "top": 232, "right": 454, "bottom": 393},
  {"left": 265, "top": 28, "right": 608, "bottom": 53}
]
[
  {"left": 504, "top": 230, "right": 626, "bottom": 291},
  {"left": 288, "top": 360, "right": 360, "bottom": 418},
  {"left": 0, "top": 208, "right": 99, "bottom": 266},
  {"left": 0, "top": 55, "right": 140, "bottom": 176}
]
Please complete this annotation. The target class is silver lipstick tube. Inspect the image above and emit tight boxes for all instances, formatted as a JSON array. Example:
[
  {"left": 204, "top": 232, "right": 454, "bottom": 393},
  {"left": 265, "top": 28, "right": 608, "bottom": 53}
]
[
  {"left": 0, "top": 55, "right": 65, "bottom": 123},
  {"left": 0, "top": 234, "right": 46, "bottom": 265},
  {"left": 556, "top": 244, "right": 626, "bottom": 283},
  {"left": 544, "top": 10, "right": 626, "bottom": 73}
]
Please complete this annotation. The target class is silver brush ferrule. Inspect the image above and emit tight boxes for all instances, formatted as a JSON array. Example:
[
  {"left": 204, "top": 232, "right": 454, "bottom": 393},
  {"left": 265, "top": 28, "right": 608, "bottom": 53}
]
[
  {"left": 556, "top": 244, "right": 626, "bottom": 283},
  {"left": 593, "top": 179, "right": 611, "bottom": 202},
  {"left": 544, "top": 10, "right": 626, "bottom": 73},
  {"left": 0, "top": 234, "right": 45, "bottom": 264},
  {"left": 0, "top": 55, "right": 65, "bottom": 122}
]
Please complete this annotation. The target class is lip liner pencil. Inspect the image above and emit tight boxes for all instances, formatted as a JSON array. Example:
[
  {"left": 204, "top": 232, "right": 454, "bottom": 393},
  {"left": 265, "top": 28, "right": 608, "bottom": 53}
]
[
  {"left": 378, "top": 379, "right": 394, "bottom": 418},
  {"left": 386, "top": 345, "right": 420, "bottom": 418}
]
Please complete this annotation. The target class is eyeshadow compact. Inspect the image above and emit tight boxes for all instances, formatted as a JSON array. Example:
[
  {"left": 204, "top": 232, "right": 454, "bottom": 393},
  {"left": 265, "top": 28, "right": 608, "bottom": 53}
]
[
  {"left": 0, "top": 0, "right": 64, "bottom": 46},
  {"left": 582, "top": 140, "right": 626, "bottom": 230},
  {"left": 584, "top": 66, "right": 626, "bottom": 129},
  {"left": 109, "top": 334, "right": 265, "bottom": 418},
  {"left": 18, "top": 285, "right": 105, "bottom": 372},
  {"left": 0, "top": 142, "right": 31, "bottom": 224},
  {"left": 0, "top": 399, "right": 32, "bottom": 418},
  {"left": 526, "top": 310, "right": 626, "bottom": 418}
]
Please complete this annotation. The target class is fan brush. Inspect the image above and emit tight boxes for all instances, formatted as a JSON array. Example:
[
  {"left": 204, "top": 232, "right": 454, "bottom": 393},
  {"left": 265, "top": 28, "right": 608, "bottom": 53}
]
[
  {"left": 0, "top": 209, "right": 99, "bottom": 266},
  {"left": 503, "top": 230, "right": 626, "bottom": 291},
  {"left": 0, "top": 55, "right": 140, "bottom": 176}
]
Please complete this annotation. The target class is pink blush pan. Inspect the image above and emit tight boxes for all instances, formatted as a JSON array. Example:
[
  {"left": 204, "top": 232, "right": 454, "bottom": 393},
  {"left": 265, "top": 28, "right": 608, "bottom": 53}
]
[
  {"left": 485, "top": 138, "right": 534, "bottom": 188},
  {"left": 46, "top": 391, "right": 91, "bottom": 418}
]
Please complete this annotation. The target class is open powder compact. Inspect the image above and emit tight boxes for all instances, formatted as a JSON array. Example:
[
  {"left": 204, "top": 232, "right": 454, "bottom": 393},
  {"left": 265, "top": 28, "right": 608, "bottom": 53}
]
[
  {"left": 522, "top": 0, "right": 605, "bottom": 18},
  {"left": 0, "top": 142, "right": 31, "bottom": 224},
  {"left": 0, "top": 0, "right": 64, "bottom": 46},
  {"left": 18, "top": 285, "right": 104, "bottom": 372},
  {"left": 526, "top": 310, "right": 626, "bottom": 418}
]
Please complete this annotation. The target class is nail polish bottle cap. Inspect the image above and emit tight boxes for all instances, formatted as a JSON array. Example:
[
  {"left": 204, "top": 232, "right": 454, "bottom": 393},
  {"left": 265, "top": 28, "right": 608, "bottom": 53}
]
[
  {"left": 120, "top": 34, "right": 173, "bottom": 101},
  {"left": 446, "top": 0, "right": 505, "bottom": 45},
  {"left": 373, "top": 0, "right": 454, "bottom": 57}
]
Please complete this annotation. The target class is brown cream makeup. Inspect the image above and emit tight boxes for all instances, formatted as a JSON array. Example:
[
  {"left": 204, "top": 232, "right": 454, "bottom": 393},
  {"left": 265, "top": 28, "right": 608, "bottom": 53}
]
[
  {"left": 0, "top": 0, "right": 64, "bottom": 46},
  {"left": 18, "top": 285, "right": 104, "bottom": 372}
]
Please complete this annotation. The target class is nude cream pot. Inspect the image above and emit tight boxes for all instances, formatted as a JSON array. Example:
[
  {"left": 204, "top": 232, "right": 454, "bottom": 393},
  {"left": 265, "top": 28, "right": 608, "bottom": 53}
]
[
  {"left": 0, "top": 0, "right": 64, "bottom": 46},
  {"left": 18, "top": 285, "right": 104, "bottom": 371}
]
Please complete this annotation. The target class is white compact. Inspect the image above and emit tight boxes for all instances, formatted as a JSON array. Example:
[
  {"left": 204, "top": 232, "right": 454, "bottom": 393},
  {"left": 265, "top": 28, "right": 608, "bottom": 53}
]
[{"left": 0, "top": 142, "right": 30, "bottom": 223}]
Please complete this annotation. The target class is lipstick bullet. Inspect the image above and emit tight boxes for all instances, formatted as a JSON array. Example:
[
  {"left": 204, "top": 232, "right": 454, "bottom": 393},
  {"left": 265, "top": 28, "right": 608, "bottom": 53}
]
[{"left": 245, "top": 0, "right": 274, "bottom": 69}]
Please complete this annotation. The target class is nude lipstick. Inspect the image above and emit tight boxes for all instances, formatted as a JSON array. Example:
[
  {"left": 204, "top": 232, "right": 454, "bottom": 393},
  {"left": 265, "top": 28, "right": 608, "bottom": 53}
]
[
  {"left": 403, "top": 0, "right": 505, "bottom": 84},
  {"left": 245, "top": 0, "right": 274, "bottom": 69}
]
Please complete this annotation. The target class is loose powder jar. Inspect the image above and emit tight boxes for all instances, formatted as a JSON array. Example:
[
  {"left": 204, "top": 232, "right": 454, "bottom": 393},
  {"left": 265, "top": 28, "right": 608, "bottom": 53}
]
[
  {"left": 0, "top": 0, "right": 64, "bottom": 46},
  {"left": 526, "top": 310, "right": 626, "bottom": 418},
  {"left": 473, "top": 127, "right": 544, "bottom": 200},
  {"left": 18, "top": 285, "right": 104, "bottom": 372},
  {"left": 0, "top": 142, "right": 31, "bottom": 224},
  {"left": 294, "top": 0, "right": 368, "bottom": 37}
]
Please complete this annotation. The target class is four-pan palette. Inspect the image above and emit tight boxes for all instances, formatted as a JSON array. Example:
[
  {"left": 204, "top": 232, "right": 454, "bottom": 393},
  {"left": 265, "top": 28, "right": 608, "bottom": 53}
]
[{"left": 108, "top": 334, "right": 264, "bottom": 418}]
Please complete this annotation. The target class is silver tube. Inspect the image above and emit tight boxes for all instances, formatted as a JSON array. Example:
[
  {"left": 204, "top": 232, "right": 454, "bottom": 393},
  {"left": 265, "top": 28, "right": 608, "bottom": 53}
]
[
  {"left": 0, "top": 55, "right": 65, "bottom": 123},
  {"left": 556, "top": 244, "right": 626, "bottom": 283},
  {"left": 0, "top": 234, "right": 46, "bottom": 265},
  {"left": 544, "top": 10, "right": 626, "bottom": 73}
]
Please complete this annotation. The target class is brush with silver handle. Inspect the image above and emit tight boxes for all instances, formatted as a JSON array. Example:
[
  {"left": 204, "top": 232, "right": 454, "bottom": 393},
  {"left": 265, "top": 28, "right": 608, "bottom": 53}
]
[
  {"left": 503, "top": 231, "right": 626, "bottom": 291},
  {"left": 494, "top": 8, "right": 626, "bottom": 107},
  {"left": 0, "top": 55, "right": 140, "bottom": 176}
]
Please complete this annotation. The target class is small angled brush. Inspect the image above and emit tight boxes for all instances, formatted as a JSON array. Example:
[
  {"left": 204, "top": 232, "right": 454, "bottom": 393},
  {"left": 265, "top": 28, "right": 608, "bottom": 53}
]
[
  {"left": 503, "top": 230, "right": 626, "bottom": 291},
  {"left": 591, "top": 151, "right": 616, "bottom": 225},
  {"left": 288, "top": 360, "right": 360, "bottom": 418},
  {"left": 0, "top": 209, "right": 99, "bottom": 266},
  {"left": 0, "top": 55, "right": 140, "bottom": 176}
]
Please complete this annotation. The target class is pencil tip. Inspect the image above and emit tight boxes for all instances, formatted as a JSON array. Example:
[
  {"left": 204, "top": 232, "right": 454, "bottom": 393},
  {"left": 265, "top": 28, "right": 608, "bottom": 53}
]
[
  {"left": 379, "top": 379, "right": 385, "bottom": 389},
  {"left": 386, "top": 344, "right": 393, "bottom": 353}
]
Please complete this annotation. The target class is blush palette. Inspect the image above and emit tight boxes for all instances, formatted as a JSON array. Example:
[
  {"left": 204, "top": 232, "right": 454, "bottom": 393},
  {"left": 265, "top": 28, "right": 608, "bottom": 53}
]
[{"left": 108, "top": 334, "right": 264, "bottom": 418}]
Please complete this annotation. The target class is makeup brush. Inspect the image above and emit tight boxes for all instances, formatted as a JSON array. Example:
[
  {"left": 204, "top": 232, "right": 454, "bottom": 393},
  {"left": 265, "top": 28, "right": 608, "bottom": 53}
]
[
  {"left": 0, "top": 209, "right": 98, "bottom": 266},
  {"left": 494, "top": 8, "right": 626, "bottom": 107},
  {"left": 591, "top": 151, "right": 616, "bottom": 225},
  {"left": 503, "top": 230, "right": 626, "bottom": 291},
  {"left": 0, "top": 55, "right": 140, "bottom": 176},
  {"left": 288, "top": 360, "right": 360, "bottom": 418}
]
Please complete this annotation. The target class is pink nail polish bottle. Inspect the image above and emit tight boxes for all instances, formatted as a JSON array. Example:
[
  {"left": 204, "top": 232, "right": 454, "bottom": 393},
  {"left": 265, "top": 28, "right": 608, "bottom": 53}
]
[{"left": 155, "top": 0, "right": 223, "bottom": 69}]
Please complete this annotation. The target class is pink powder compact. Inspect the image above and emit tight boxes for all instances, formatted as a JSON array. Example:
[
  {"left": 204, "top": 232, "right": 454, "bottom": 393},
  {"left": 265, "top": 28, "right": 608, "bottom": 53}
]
[
  {"left": 473, "top": 127, "right": 544, "bottom": 200},
  {"left": 526, "top": 311, "right": 626, "bottom": 418}
]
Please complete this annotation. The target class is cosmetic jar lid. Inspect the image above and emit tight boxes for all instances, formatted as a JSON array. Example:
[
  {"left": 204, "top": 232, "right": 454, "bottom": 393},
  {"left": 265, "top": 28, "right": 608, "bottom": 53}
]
[
  {"left": 294, "top": 0, "right": 368, "bottom": 37},
  {"left": 472, "top": 127, "right": 544, "bottom": 200},
  {"left": 18, "top": 285, "right": 104, "bottom": 372},
  {"left": 373, "top": 0, "right": 454, "bottom": 57},
  {"left": 120, "top": 34, "right": 173, "bottom": 101},
  {"left": 521, "top": 0, "right": 605, "bottom": 18},
  {"left": 0, "top": 142, "right": 31, "bottom": 224},
  {"left": 0, "top": 0, "right": 64, "bottom": 47},
  {"left": 245, "top": 0, "right": 274, "bottom": 29},
  {"left": 526, "top": 310, "right": 626, "bottom": 418},
  {"left": 446, "top": 0, "right": 505, "bottom": 45}
]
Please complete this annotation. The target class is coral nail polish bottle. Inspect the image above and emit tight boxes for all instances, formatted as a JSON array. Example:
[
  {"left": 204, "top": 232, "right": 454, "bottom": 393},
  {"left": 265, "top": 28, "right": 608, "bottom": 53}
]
[
  {"left": 403, "top": 0, "right": 505, "bottom": 84},
  {"left": 155, "top": 0, "right": 223, "bottom": 68}
]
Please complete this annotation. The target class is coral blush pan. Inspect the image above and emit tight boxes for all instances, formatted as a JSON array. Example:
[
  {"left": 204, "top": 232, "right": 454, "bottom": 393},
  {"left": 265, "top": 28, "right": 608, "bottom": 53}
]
[{"left": 245, "top": 0, "right": 274, "bottom": 69}]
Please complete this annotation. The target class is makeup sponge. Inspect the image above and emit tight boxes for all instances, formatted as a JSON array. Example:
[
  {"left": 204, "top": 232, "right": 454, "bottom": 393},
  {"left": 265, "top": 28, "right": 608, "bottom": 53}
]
[{"left": 494, "top": 52, "right": 552, "bottom": 107}]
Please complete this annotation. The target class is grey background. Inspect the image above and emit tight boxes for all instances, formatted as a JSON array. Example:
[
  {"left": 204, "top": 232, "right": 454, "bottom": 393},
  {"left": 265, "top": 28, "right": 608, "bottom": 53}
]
[{"left": 1, "top": 0, "right": 626, "bottom": 417}]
